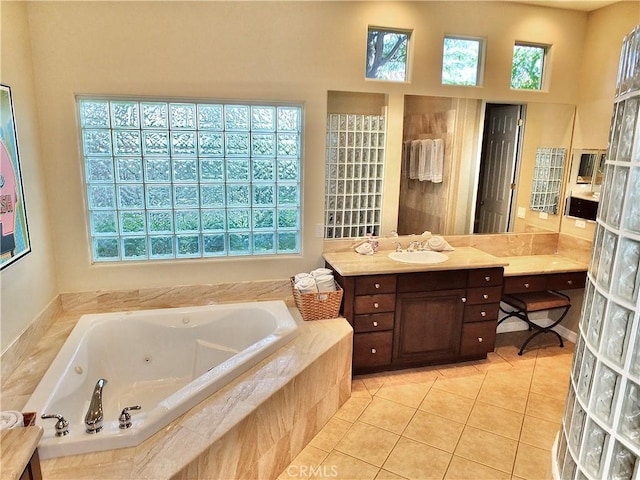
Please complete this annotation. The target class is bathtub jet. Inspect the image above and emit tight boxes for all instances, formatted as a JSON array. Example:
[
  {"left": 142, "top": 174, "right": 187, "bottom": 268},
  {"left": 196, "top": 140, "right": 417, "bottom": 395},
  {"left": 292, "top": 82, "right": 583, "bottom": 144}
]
[{"left": 24, "top": 301, "right": 299, "bottom": 458}]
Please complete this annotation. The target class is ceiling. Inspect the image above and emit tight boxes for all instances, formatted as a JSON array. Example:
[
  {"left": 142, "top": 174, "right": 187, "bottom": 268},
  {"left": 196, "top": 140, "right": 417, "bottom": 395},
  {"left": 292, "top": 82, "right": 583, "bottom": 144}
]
[{"left": 509, "top": 0, "right": 621, "bottom": 11}]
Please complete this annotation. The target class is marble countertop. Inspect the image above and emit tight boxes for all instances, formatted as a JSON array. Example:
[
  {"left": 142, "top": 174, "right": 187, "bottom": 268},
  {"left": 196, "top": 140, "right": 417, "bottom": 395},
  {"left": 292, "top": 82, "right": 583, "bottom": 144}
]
[
  {"left": 323, "top": 246, "right": 507, "bottom": 276},
  {"left": 501, "top": 254, "right": 589, "bottom": 276},
  {"left": 323, "top": 247, "right": 589, "bottom": 278},
  {"left": 1, "top": 426, "right": 43, "bottom": 480}
]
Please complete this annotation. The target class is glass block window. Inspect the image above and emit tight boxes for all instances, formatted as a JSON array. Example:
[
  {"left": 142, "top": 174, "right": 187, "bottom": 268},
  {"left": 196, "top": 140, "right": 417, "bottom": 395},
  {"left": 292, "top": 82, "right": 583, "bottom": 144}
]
[
  {"left": 325, "top": 114, "right": 386, "bottom": 238},
  {"left": 366, "top": 27, "right": 411, "bottom": 82},
  {"left": 530, "top": 147, "right": 566, "bottom": 214},
  {"left": 511, "top": 43, "right": 548, "bottom": 90},
  {"left": 79, "top": 98, "right": 302, "bottom": 262},
  {"left": 442, "top": 36, "right": 483, "bottom": 86}
]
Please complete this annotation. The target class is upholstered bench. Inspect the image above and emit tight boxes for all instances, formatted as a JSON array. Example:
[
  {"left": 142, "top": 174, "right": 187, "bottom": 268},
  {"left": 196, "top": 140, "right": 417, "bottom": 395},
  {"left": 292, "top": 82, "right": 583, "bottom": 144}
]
[{"left": 498, "top": 290, "right": 571, "bottom": 355}]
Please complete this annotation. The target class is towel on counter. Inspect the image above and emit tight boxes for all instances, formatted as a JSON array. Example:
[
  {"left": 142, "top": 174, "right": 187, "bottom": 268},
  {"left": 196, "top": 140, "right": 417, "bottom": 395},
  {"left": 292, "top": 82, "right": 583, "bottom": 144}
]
[
  {"left": 431, "top": 138, "right": 444, "bottom": 184},
  {"left": 294, "top": 272, "right": 313, "bottom": 283},
  {"left": 425, "top": 235, "right": 454, "bottom": 252},
  {"left": 0, "top": 411, "right": 24, "bottom": 430},
  {"left": 310, "top": 268, "right": 333, "bottom": 278},
  {"left": 315, "top": 274, "right": 337, "bottom": 292}
]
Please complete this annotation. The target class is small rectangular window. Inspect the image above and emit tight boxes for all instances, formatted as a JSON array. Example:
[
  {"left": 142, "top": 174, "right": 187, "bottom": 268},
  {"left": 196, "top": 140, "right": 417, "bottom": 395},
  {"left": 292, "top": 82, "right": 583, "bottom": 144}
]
[
  {"left": 511, "top": 43, "right": 548, "bottom": 90},
  {"left": 442, "top": 36, "right": 483, "bottom": 86},
  {"left": 79, "top": 98, "right": 302, "bottom": 262},
  {"left": 366, "top": 27, "right": 411, "bottom": 82}
]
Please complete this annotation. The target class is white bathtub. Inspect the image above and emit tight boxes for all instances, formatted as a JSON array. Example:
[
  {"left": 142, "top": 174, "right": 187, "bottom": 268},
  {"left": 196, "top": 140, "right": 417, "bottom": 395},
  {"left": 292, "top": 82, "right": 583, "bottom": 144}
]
[{"left": 24, "top": 300, "right": 299, "bottom": 459}]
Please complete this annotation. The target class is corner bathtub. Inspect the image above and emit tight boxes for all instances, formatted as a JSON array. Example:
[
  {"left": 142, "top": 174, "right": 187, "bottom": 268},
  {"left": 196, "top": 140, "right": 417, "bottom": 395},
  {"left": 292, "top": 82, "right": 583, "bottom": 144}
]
[{"left": 24, "top": 300, "right": 299, "bottom": 459}]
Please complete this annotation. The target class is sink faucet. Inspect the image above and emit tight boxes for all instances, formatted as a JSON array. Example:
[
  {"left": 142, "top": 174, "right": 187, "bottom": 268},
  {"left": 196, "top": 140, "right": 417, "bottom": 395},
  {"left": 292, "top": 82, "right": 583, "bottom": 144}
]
[
  {"left": 85, "top": 378, "right": 107, "bottom": 434},
  {"left": 407, "top": 240, "right": 422, "bottom": 252}
]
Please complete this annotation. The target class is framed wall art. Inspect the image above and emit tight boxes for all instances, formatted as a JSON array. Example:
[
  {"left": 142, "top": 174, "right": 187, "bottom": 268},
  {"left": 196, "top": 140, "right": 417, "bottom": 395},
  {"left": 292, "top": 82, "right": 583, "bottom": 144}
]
[{"left": 1, "top": 84, "right": 31, "bottom": 269}]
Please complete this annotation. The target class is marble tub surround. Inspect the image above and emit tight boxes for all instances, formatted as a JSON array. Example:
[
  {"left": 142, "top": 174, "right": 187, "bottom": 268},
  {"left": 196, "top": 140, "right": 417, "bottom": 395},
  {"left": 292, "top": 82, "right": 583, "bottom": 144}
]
[
  {"left": 3, "top": 305, "right": 352, "bottom": 479},
  {"left": 0, "top": 426, "right": 43, "bottom": 480}
]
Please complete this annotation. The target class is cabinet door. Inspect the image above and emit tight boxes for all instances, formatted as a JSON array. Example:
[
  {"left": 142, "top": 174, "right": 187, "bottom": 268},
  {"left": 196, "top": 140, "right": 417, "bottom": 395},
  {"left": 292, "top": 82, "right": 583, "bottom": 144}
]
[{"left": 393, "top": 289, "right": 465, "bottom": 366}]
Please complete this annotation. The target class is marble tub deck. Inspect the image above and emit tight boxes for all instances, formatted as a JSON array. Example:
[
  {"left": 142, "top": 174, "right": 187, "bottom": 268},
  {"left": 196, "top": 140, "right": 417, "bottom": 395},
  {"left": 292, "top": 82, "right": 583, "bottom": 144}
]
[{"left": 1, "top": 305, "right": 353, "bottom": 479}]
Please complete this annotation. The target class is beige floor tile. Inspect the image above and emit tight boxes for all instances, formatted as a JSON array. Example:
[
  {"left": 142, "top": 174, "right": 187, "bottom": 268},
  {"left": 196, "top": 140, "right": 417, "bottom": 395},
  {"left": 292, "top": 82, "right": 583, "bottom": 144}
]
[
  {"left": 444, "top": 455, "right": 511, "bottom": 480},
  {"left": 403, "top": 410, "right": 464, "bottom": 453},
  {"left": 309, "top": 417, "right": 353, "bottom": 452},
  {"left": 484, "top": 366, "right": 533, "bottom": 390},
  {"left": 359, "top": 397, "right": 416, "bottom": 434},
  {"left": 455, "top": 426, "right": 518, "bottom": 473},
  {"left": 512, "top": 442, "right": 553, "bottom": 480},
  {"left": 278, "top": 445, "right": 330, "bottom": 479},
  {"left": 375, "top": 382, "right": 432, "bottom": 408},
  {"left": 525, "top": 392, "right": 566, "bottom": 423},
  {"left": 530, "top": 368, "right": 570, "bottom": 400},
  {"left": 334, "top": 395, "right": 372, "bottom": 422},
  {"left": 419, "top": 388, "right": 475, "bottom": 423},
  {"left": 437, "top": 363, "right": 483, "bottom": 378},
  {"left": 352, "top": 379, "right": 374, "bottom": 399},
  {"left": 335, "top": 421, "right": 400, "bottom": 467},
  {"left": 476, "top": 378, "right": 529, "bottom": 413},
  {"left": 467, "top": 401, "right": 524, "bottom": 440},
  {"left": 360, "top": 376, "right": 385, "bottom": 396},
  {"left": 519, "top": 415, "right": 561, "bottom": 451},
  {"left": 431, "top": 373, "right": 485, "bottom": 400},
  {"left": 383, "top": 436, "right": 452, "bottom": 480},
  {"left": 319, "top": 450, "right": 380, "bottom": 480},
  {"left": 375, "top": 469, "right": 408, "bottom": 480},
  {"left": 472, "top": 351, "right": 514, "bottom": 373}
]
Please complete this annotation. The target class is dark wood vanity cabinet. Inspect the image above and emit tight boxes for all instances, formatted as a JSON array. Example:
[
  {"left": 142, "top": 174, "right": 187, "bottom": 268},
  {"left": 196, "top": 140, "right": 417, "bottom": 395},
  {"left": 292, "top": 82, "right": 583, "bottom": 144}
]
[{"left": 333, "top": 266, "right": 504, "bottom": 374}]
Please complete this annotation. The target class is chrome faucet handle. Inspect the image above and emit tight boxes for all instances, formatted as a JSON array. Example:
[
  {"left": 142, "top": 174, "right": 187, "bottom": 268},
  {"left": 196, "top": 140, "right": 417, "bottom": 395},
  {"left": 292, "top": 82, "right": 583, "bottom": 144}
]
[
  {"left": 41, "top": 413, "right": 70, "bottom": 436},
  {"left": 119, "top": 405, "right": 142, "bottom": 429},
  {"left": 392, "top": 241, "right": 404, "bottom": 252},
  {"left": 407, "top": 240, "right": 421, "bottom": 252}
]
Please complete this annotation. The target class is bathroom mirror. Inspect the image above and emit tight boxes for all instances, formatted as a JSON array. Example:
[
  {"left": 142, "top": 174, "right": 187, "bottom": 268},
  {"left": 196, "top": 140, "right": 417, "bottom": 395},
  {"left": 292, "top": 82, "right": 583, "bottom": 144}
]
[{"left": 529, "top": 147, "right": 567, "bottom": 215}]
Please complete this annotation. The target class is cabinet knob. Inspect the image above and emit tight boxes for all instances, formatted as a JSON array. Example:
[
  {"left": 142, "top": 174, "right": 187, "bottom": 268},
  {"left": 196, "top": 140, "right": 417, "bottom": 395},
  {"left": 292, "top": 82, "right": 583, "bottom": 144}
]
[
  {"left": 371, "top": 348, "right": 377, "bottom": 354},
  {"left": 481, "top": 311, "right": 486, "bottom": 317},
  {"left": 461, "top": 297, "right": 467, "bottom": 303},
  {"left": 524, "top": 283, "right": 530, "bottom": 289},
  {"left": 372, "top": 321, "right": 378, "bottom": 327},
  {"left": 567, "top": 280, "right": 573, "bottom": 285},
  {"left": 483, "top": 294, "right": 489, "bottom": 300},
  {"left": 373, "top": 302, "right": 379, "bottom": 309},
  {"left": 375, "top": 283, "right": 380, "bottom": 289},
  {"left": 485, "top": 276, "right": 491, "bottom": 282},
  {"left": 478, "top": 337, "right": 483, "bottom": 343}
]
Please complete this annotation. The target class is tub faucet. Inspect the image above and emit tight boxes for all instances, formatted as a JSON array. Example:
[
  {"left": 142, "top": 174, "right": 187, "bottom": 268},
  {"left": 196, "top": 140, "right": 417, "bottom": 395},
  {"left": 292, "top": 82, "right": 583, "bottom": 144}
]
[{"left": 85, "top": 378, "right": 107, "bottom": 434}]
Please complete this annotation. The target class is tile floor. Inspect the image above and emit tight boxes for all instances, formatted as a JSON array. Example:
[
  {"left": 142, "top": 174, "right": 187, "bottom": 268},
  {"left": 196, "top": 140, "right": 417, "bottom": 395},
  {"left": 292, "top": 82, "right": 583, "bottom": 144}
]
[{"left": 280, "top": 331, "right": 574, "bottom": 480}]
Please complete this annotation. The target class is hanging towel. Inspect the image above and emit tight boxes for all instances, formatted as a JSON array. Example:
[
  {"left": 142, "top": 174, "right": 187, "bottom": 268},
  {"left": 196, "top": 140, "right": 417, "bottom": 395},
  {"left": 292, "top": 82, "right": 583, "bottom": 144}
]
[
  {"left": 402, "top": 141, "right": 412, "bottom": 179},
  {"left": 419, "top": 139, "right": 433, "bottom": 181},
  {"left": 432, "top": 138, "right": 444, "bottom": 183},
  {"left": 409, "top": 140, "right": 421, "bottom": 179}
]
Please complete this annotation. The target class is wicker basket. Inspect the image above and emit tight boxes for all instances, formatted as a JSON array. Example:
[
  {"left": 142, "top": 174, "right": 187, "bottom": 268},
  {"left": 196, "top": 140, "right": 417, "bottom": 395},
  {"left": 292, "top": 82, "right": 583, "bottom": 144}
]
[{"left": 290, "top": 277, "right": 343, "bottom": 321}]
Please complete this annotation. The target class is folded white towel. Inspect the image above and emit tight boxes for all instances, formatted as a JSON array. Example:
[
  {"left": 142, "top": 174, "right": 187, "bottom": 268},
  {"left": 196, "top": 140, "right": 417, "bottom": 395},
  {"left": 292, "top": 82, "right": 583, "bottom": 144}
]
[
  {"left": 295, "top": 277, "right": 318, "bottom": 293},
  {"left": 294, "top": 272, "right": 313, "bottom": 283},
  {"left": 425, "top": 236, "right": 454, "bottom": 252},
  {"left": 315, "top": 274, "right": 337, "bottom": 292},
  {"left": 432, "top": 138, "right": 444, "bottom": 183},
  {"left": 410, "top": 140, "right": 421, "bottom": 179},
  {"left": 0, "top": 411, "right": 23, "bottom": 430},
  {"left": 355, "top": 242, "right": 374, "bottom": 255},
  {"left": 311, "top": 268, "right": 333, "bottom": 278},
  {"left": 419, "top": 139, "right": 433, "bottom": 181}
]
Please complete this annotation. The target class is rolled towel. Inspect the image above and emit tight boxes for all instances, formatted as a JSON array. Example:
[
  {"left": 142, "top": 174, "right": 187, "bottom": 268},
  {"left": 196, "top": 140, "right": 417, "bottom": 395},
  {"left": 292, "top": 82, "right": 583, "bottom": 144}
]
[
  {"left": 0, "top": 411, "right": 24, "bottom": 430},
  {"left": 295, "top": 276, "right": 318, "bottom": 293},
  {"left": 315, "top": 274, "right": 337, "bottom": 292},
  {"left": 355, "top": 242, "right": 374, "bottom": 255},
  {"left": 294, "top": 272, "right": 313, "bottom": 283},
  {"left": 426, "top": 236, "right": 454, "bottom": 252},
  {"left": 310, "top": 268, "right": 333, "bottom": 278}
]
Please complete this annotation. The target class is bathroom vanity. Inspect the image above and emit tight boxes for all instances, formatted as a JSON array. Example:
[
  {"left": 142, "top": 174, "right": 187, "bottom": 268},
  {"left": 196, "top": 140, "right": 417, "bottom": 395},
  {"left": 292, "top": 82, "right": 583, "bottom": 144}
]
[
  {"left": 0, "top": 426, "right": 43, "bottom": 480},
  {"left": 324, "top": 246, "right": 588, "bottom": 374}
]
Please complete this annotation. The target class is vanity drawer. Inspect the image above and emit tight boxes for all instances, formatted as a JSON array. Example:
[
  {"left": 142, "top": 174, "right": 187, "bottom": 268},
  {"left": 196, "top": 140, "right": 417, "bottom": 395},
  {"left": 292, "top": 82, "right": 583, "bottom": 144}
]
[
  {"left": 354, "top": 331, "right": 393, "bottom": 369},
  {"left": 465, "top": 286, "right": 503, "bottom": 305},
  {"left": 464, "top": 303, "right": 500, "bottom": 323},
  {"left": 354, "top": 313, "right": 395, "bottom": 333},
  {"left": 503, "top": 275, "right": 548, "bottom": 294},
  {"left": 467, "top": 268, "right": 504, "bottom": 287},
  {"left": 546, "top": 272, "right": 586, "bottom": 291},
  {"left": 397, "top": 270, "right": 466, "bottom": 293},
  {"left": 355, "top": 275, "right": 397, "bottom": 295},
  {"left": 460, "top": 321, "right": 497, "bottom": 357},
  {"left": 354, "top": 294, "right": 396, "bottom": 314}
]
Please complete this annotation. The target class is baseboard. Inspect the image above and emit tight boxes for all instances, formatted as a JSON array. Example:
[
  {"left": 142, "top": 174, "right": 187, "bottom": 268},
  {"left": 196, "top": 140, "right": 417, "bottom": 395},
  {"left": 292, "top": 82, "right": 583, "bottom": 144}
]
[{"left": 496, "top": 316, "right": 578, "bottom": 344}]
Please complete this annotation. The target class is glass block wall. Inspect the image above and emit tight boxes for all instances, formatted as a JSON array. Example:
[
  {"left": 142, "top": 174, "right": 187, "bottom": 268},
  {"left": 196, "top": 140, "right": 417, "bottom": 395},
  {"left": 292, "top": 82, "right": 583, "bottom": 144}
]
[
  {"left": 324, "top": 114, "right": 385, "bottom": 239},
  {"left": 554, "top": 25, "right": 640, "bottom": 480},
  {"left": 79, "top": 99, "right": 302, "bottom": 261},
  {"left": 530, "top": 147, "right": 566, "bottom": 214}
]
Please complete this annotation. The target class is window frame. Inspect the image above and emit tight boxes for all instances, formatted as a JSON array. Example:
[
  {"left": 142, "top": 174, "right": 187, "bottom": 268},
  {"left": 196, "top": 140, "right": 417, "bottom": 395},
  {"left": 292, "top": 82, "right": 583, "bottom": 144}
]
[
  {"left": 510, "top": 42, "right": 550, "bottom": 91},
  {"left": 441, "top": 35, "right": 486, "bottom": 87},
  {"left": 365, "top": 26, "right": 412, "bottom": 83},
  {"left": 77, "top": 96, "right": 303, "bottom": 263}
]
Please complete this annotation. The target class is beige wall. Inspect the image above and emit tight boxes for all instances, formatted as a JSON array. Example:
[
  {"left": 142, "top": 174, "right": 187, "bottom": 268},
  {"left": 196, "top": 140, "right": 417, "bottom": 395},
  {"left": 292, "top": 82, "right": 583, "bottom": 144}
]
[
  {"left": 2, "top": 1, "right": 635, "bottom": 349},
  {"left": 0, "top": 2, "right": 58, "bottom": 352}
]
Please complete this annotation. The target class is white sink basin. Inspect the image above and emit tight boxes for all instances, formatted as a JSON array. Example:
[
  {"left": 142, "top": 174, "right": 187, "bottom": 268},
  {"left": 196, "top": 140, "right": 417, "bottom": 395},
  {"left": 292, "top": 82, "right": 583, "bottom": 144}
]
[{"left": 387, "top": 250, "right": 449, "bottom": 264}]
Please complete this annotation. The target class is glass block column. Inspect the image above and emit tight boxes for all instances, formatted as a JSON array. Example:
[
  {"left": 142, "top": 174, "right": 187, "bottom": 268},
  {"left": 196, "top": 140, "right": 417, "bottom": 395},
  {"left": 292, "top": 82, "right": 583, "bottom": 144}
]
[
  {"left": 554, "top": 25, "right": 640, "bottom": 480},
  {"left": 324, "top": 114, "right": 385, "bottom": 239}
]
